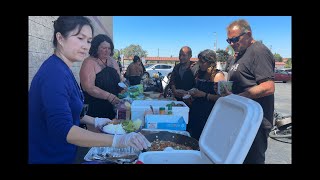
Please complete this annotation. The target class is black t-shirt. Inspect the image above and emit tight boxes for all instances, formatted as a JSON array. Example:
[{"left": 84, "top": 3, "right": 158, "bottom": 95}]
[{"left": 227, "top": 42, "right": 275, "bottom": 128}]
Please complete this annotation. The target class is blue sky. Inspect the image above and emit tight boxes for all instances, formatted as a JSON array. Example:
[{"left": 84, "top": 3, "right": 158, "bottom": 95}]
[{"left": 113, "top": 16, "right": 291, "bottom": 58}]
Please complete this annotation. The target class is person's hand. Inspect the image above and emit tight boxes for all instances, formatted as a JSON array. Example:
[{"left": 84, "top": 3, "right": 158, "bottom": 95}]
[
  {"left": 107, "top": 93, "right": 121, "bottom": 106},
  {"left": 112, "top": 132, "right": 151, "bottom": 151},
  {"left": 174, "top": 89, "right": 188, "bottom": 98},
  {"left": 94, "top": 117, "right": 112, "bottom": 128},
  {"left": 189, "top": 88, "right": 206, "bottom": 98}
]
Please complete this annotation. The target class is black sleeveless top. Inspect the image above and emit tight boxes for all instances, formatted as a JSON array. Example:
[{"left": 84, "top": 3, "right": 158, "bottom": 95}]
[
  {"left": 82, "top": 66, "right": 121, "bottom": 119},
  {"left": 187, "top": 69, "right": 222, "bottom": 140}
]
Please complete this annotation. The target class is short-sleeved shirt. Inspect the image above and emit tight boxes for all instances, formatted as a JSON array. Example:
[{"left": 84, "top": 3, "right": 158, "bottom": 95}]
[{"left": 228, "top": 42, "right": 275, "bottom": 127}]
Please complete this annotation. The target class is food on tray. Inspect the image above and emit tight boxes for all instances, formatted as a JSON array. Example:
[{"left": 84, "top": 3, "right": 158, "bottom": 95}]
[
  {"left": 102, "top": 119, "right": 142, "bottom": 134},
  {"left": 102, "top": 124, "right": 126, "bottom": 135},
  {"left": 122, "top": 119, "right": 142, "bottom": 133},
  {"left": 148, "top": 140, "right": 193, "bottom": 151}
]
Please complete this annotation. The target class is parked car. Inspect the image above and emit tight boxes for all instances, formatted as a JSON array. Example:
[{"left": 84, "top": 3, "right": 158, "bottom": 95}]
[
  {"left": 144, "top": 63, "right": 174, "bottom": 78},
  {"left": 282, "top": 68, "right": 292, "bottom": 75},
  {"left": 274, "top": 69, "right": 291, "bottom": 83}
]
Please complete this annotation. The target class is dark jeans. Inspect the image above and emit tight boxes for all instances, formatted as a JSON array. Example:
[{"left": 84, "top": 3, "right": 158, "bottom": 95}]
[{"left": 243, "top": 126, "right": 270, "bottom": 164}]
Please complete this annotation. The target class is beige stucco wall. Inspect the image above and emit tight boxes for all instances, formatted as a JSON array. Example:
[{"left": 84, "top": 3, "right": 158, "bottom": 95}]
[{"left": 28, "top": 16, "right": 113, "bottom": 89}]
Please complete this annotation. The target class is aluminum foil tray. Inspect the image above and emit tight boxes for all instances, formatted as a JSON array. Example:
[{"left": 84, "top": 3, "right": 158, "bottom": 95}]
[{"left": 84, "top": 146, "right": 140, "bottom": 162}]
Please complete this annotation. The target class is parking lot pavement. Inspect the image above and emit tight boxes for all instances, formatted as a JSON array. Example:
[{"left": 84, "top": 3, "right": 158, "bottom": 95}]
[
  {"left": 266, "top": 137, "right": 291, "bottom": 164},
  {"left": 265, "top": 83, "right": 291, "bottom": 164}
]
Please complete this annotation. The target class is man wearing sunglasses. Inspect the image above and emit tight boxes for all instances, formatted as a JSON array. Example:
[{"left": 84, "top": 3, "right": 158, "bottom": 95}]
[{"left": 226, "top": 19, "right": 275, "bottom": 164}]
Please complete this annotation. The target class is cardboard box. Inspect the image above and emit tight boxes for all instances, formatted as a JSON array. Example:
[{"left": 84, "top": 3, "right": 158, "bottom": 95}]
[
  {"left": 144, "top": 115, "right": 186, "bottom": 131},
  {"left": 131, "top": 100, "right": 189, "bottom": 124}
]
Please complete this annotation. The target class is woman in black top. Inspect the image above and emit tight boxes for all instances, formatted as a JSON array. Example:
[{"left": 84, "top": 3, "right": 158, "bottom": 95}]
[
  {"left": 80, "top": 34, "right": 122, "bottom": 132},
  {"left": 187, "top": 49, "right": 226, "bottom": 140}
]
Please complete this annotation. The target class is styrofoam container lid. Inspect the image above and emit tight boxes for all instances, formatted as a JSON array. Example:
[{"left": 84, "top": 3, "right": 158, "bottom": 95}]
[{"left": 199, "top": 94, "right": 263, "bottom": 164}]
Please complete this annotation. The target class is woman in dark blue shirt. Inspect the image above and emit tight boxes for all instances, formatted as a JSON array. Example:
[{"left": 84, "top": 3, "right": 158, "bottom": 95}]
[{"left": 28, "top": 16, "right": 150, "bottom": 164}]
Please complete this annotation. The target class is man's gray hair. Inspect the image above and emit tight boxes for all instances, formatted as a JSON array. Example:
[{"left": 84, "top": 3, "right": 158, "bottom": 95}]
[{"left": 227, "top": 19, "right": 252, "bottom": 33}]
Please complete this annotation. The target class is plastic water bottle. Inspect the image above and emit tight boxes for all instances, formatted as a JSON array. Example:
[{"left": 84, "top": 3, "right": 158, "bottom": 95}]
[{"left": 167, "top": 104, "right": 173, "bottom": 115}]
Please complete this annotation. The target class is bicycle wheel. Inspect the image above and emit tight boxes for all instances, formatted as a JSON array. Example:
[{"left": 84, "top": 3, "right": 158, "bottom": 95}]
[{"left": 269, "top": 126, "right": 291, "bottom": 143}]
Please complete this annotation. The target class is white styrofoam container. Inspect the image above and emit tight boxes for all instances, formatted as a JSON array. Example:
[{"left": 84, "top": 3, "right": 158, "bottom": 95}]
[
  {"left": 138, "top": 94, "right": 263, "bottom": 164},
  {"left": 137, "top": 150, "right": 211, "bottom": 164},
  {"left": 131, "top": 100, "right": 189, "bottom": 124}
]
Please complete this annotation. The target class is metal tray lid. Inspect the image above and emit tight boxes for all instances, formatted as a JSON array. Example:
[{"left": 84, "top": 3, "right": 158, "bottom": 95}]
[{"left": 199, "top": 94, "right": 263, "bottom": 164}]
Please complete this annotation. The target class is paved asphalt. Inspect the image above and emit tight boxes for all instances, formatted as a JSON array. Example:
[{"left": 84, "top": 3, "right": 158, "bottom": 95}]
[{"left": 265, "top": 81, "right": 292, "bottom": 164}]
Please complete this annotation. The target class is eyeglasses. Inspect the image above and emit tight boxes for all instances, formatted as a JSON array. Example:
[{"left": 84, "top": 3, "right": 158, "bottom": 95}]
[{"left": 226, "top": 32, "right": 246, "bottom": 44}]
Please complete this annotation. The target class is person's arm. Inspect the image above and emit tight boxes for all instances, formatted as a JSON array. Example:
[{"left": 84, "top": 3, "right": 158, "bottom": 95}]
[
  {"left": 239, "top": 49, "right": 275, "bottom": 99},
  {"left": 190, "top": 71, "right": 226, "bottom": 101},
  {"left": 141, "top": 62, "right": 146, "bottom": 72},
  {"left": 126, "top": 64, "right": 132, "bottom": 77},
  {"left": 170, "top": 84, "right": 183, "bottom": 98},
  {"left": 212, "top": 71, "right": 226, "bottom": 94},
  {"left": 206, "top": 72, "right": 226, "bottom": 101},
  {"left": 238, "top": 80, "right": 275, "bottom": 99},
  {"left": 170, "top": 66, "right": 185, "bottom": 98},
  {"left": 67, "top": 125, "right": 114, "bottom": 147},
  {"left": 80, "top": 115, "right": 95, "bottom": 125},
  {"left": 70, "top": 114, "right": 150, "bottom": 150},
  {"left": 139, "top": 63, "right": 144, "bottom": 76},
  {"left": 66, "top": 125, "right": 151, "bottom": 150},
  {"left": 80, "top": 58, "right": 118, "bottom": 104}
]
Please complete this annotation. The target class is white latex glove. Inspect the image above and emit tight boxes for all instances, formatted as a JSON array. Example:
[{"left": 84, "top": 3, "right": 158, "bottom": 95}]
[
  {"left": 112, "top": 132, "right": 151, "bottom": 151},
  {"left": 94, "top": 117, "right": 112, "bottom": 128}
]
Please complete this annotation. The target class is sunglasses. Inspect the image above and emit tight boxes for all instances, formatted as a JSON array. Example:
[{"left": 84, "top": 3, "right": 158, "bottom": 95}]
[
  {"left": 226, "top": 32, "right": 246, "bottom": 44},
  {"left": 198, "top": 60, "right": 206, "bottom": 64}
]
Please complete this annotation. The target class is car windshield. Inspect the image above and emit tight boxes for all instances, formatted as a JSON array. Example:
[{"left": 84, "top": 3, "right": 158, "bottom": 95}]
[{"left": 144, "top": 64, "right": 153, "bottom": 68}]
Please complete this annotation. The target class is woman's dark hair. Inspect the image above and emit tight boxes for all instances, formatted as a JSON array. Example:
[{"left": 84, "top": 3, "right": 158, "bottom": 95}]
[
  {"left": 53, "top": 16, "right": 93, "bottom": 48},
  {"left": 133, "top": 55, "right": 140, "bottom": 63},
  {"left": 196, "top": 49, "right": 219, "bottom": 80},
  {"left": 198, "top": 49, "right": 217, "bottom": 65},
  {"left": 89, "top": 34, "right": 115, "bottom": 58}
]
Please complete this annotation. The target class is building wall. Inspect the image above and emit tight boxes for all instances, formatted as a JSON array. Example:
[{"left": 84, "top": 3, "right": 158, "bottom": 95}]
[{"left": 28, "top": 16, "right": 113, "bottom": 89}]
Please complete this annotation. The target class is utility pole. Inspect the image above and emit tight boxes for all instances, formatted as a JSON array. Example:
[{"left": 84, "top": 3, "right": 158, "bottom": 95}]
[
  {"left": 214, "top": 32, "right": 216, "bottom": 51},
  {"left": 214, "top": 32, "right": 218, "bottom": 52},
  {"left": 158, "top": 48, "right": 159, "bottom": 57},
  {"left": 216, "top": 33, "right": 218, "bottom": 51},
  {"left": 121, "top": 54, "right": 124, "bottom": 69}
]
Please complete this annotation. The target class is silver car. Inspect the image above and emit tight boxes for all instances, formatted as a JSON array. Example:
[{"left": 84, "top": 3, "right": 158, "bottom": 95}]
[{"left": 144, "top": 63, "right": 174, "bottom": 78}]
